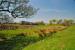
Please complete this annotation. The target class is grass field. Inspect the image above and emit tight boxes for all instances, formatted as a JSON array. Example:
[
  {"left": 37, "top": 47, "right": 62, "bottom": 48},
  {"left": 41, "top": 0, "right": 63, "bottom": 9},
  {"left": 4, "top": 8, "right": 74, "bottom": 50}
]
[
  {"left": 0, "top": 24, "right": 72, "bottom": 50},
  {"left": 0, "top": 25, "right": 65, "bottom": 38},
  {"left": 23, "top": 25, "right": 75, "bottom": 50}
]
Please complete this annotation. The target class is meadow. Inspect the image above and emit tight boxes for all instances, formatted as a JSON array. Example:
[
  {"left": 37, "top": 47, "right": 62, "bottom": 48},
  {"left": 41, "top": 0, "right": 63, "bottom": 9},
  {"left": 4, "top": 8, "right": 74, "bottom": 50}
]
[
  {"left": 0, "top": 24, "right": 67, "bottom": 50},
  {"left": 23, "top": 25, "right": 75, "bottom": 50},
  {"left": 0, "top": 24, "right": 66, "bottom": 38}
]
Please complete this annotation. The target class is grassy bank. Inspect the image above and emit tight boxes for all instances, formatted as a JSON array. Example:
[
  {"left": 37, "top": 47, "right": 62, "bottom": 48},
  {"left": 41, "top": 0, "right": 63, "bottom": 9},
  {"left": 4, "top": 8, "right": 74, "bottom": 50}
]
[
  {"left": 23, "top": 25, "right": 75, "bottom": 50},
  {"left": 0, "top": 25, "right": 67, "bottom": 50}
]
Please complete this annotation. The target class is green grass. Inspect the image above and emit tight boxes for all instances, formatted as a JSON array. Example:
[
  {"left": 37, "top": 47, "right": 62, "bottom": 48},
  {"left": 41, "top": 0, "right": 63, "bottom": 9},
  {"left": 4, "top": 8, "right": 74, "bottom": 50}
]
[
  {"left": 0, "top": 29, "right": 39, "bottom": 38},
  {"left": 23, "top": 25, "right": 75, "bottom": 50},
  {"left": 0, "top": 25, "right": 63, "bottom": 38}
]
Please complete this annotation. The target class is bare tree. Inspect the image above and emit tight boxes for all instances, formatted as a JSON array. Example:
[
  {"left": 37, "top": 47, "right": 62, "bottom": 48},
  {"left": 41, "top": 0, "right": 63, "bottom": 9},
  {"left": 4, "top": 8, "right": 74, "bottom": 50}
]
[{"left": 0, "top": 0, "right": 37, "bottom": 23}]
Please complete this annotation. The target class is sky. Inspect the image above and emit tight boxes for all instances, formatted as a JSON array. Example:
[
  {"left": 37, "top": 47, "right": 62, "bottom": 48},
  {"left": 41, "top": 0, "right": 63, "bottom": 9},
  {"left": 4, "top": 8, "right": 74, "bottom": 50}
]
[{"left": 15, "top": 0, "right": 75, "bottom": 23}]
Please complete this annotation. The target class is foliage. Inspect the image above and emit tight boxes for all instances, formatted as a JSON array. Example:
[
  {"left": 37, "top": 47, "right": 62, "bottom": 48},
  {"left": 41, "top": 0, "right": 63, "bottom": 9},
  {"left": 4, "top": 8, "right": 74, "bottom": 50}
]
[
  {"left": 0, "top": 0, "right": 37, "bottom": 23},
  {"left": 49, "top": 19, "right": 74, "bottom": 26},
  {"left": 63, "top": 19, "right": 74, "bottom": 26},
  {"left": 0, "top": 34, "right": 39, "bottom": 50}
]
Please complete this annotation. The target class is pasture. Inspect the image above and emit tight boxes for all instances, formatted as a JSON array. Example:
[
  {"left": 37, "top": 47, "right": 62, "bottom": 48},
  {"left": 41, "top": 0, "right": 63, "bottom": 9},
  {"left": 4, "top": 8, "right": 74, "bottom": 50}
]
[
  {"left": 0, "top": 24, "right": 66, "bottom": 38},
  {"left": 0, "top": 24, "right": 67, "bottom": 50},
  {"left": 23, "top": 25, "right": 75, "bottom": 50}
]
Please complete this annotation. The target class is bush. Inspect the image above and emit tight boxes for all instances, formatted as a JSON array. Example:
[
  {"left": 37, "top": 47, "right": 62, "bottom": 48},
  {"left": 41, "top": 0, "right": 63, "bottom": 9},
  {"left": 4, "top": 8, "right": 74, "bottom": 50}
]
[{"left": 0, "top": 33, "right": 40, "bottom": 50}]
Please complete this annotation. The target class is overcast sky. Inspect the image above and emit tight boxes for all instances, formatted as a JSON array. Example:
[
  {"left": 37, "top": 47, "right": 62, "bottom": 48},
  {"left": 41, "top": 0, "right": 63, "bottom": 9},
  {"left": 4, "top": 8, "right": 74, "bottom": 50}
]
[{"left": 15, "top": 0, "right": 75, "bottom": 23}]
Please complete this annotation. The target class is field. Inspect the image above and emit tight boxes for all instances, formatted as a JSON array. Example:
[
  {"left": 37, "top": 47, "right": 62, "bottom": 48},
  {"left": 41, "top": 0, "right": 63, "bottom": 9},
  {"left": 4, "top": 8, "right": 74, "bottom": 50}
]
[
  {"left": 23, "top": 25, "right": 75, "bottom": 50},
  {"left": 0, "top": 24, "right": 66, "bottom": 38},
  {"left": 0, "top": 24, "right": 75, "bottom": 50}
]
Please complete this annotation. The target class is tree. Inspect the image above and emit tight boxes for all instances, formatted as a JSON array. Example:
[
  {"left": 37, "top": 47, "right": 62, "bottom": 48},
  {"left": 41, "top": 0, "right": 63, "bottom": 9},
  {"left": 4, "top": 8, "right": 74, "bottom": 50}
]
[
  {"left": 63, "top": 19, "right": 74, "bottom": 26},
  {"left": 57, "top": 19, "right": 62, "bottom": 24},
  {"left": 0, "top": 0, "right": 37, "bottom": 23},
  {"left": 50, "top": 19, "right": 57, "bottom": 24},
  {"left": 68, "top": 19, "right": 74, "bottom": 24},
  {"left": 0, "top": 12, "right": 13, "bottom": 23},
  {"left": 49, "top": 20, "right": 52, "bottom": 24}
]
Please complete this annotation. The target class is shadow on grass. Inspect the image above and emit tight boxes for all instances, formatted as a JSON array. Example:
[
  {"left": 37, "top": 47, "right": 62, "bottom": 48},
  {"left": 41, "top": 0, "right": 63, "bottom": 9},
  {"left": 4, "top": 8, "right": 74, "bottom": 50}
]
[
  {"left": 0, "top": 31, "right": 56, "bottom": 50},
  {"left": 0, "top": 34, "right": 40, "bottom": 50}
]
